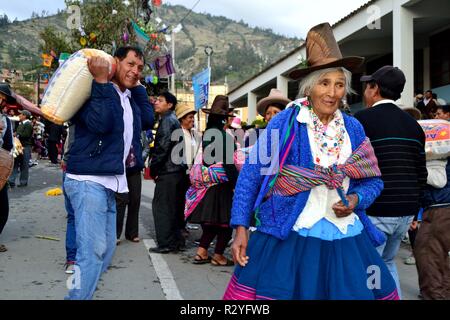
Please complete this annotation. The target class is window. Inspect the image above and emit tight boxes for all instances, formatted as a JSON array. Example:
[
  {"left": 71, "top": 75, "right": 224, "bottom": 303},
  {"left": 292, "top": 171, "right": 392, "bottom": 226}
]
[{"left": 430, "top": 28, "right": 450, "bottom": 88}]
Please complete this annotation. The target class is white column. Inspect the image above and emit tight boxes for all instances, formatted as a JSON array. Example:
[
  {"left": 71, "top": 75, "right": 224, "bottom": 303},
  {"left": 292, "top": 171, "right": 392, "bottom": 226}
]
[
  {"left": 248, "top": 92, "right": 257, "bottom": 123},
  {"left": 277, "top": 75, "right": 289, "bottom": 97},
  {"left": 423, "top": 47, "right": 430, "bottom": 91},
  {"left": 393, "top": 4, "right": 414, "bottom": 107}
]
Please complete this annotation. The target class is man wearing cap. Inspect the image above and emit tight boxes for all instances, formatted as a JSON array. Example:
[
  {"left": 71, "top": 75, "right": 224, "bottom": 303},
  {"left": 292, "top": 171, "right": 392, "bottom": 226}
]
[
  {"left": 8, "top": 109, "right": 33, "bottom": 187},
  {"left": 354, "top": 65, "right": 428, "bottom": 298}
]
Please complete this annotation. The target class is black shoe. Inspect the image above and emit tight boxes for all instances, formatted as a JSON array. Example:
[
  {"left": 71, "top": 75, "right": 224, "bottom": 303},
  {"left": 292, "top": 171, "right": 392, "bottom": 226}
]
[
  {"left": 149, "top": 247, "right": 173, "bottom": 254},
  {"left": 18, "top": 184, "right": 28, "bottom": 188}
]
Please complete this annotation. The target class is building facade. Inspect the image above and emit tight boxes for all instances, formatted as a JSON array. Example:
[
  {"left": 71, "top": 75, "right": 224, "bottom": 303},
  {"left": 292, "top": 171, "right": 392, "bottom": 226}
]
[{"left": 228, "top": 0, "right": 450, "bottom": 121}]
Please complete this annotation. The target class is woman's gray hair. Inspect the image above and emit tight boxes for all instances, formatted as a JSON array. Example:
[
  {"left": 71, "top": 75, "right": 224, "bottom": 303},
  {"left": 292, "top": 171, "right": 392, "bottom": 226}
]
[{"left": 297, "top": 67, "right": 356, "bottom": 98}]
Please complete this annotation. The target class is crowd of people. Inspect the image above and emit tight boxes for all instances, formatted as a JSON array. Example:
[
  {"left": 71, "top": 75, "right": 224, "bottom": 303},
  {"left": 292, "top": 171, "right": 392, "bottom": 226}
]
[{"left": 0, "top": 22, "right": 449, "bottom": 301}]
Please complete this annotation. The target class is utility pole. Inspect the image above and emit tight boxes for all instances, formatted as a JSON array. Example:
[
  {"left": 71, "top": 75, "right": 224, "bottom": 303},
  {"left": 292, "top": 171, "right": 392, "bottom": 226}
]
[
  {"left": 171, "top": 30, "right": 175, "bottom": 93},
  {"left": 36, "top": 72, "right": 40, "bottom": 108}
]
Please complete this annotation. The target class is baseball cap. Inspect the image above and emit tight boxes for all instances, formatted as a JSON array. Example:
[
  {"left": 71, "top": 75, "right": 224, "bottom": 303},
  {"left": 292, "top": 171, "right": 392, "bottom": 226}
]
[
  {"left": 19, "top": 110, "right": 32, "bottom": 118},
  {"left": 360, "top": 66, "right": 406, "bottom": 96}
]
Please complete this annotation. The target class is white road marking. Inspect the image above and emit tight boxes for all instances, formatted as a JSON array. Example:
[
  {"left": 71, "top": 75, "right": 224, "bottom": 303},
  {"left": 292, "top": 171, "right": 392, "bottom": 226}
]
[{"left": 143, "top": 239, "right": 184, "bottom": 300}]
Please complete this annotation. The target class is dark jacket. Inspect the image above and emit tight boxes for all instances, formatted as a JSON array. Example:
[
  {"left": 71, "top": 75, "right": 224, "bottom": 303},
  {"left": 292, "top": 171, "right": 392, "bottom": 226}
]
[
  {"left": 16, "top": 120, "right": 33, "bottom": 146},
  {"left": 1, "top": 115, "right": 13, "bottom": 152},
  {"left": 46, "top": 121, "right": 64, "bottom": 143},
  {"left": 355, "top": 102, "right": 428, "bottom": 217},
  {"left": 422, "top": 159, "right": 450, "bottom": 209},
  {"left": 66, "top": 81, "right": 154, "bottom": 176},
  {"left": 150, "top": 110, "right": 187, "bottom": 177}
]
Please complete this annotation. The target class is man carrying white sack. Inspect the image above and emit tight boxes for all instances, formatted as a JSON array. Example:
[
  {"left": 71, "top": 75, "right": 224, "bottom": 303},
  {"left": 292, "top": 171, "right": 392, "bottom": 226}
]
[{"left": 64, "top": 46, "right": 154, "bottom": 300}]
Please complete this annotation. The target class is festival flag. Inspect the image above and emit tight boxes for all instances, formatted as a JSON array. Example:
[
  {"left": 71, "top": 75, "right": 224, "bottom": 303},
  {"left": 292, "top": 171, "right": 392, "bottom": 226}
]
[
  {"left": 152, "top": 0, "right": 162, "bottom": 7},
  {"left": 192, "top": 68, "right": 211, "bottom": 111},
  {"left": 131, "top": 21, "right": 150, "bottom": 48},
  {"left": 42, "top": 54, "right": 54, "bottom": 67}
]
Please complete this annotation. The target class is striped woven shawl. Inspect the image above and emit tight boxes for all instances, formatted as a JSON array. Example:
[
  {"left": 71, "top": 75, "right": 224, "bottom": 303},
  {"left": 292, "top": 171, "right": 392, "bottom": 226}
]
[{"left": 269, "top": 138, "right": 381, "bottom": 198}]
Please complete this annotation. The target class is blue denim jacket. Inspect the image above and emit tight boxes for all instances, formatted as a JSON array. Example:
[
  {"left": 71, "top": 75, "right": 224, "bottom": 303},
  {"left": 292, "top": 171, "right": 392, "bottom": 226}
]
[
  {"left": 230, "top": 110, "right": 384, "bottom": 240},
  {"left": 67, "top": 82, "right": 154, "bottom": 176}
]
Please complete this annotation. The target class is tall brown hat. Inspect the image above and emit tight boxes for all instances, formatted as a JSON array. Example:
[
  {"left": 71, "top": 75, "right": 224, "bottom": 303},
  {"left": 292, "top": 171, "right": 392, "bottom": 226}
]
[
  {"left": 289, "top": 23, "right": 364, "bottom": 80},
  {"left": 202, "top": 95, "right": 235, "bottom": 117}
]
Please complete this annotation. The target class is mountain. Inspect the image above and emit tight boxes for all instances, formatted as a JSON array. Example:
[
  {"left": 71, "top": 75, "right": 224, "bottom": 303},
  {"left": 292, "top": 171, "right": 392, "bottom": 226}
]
[{"left": 0, "top": 4, "right": 302, "bottom": 90}]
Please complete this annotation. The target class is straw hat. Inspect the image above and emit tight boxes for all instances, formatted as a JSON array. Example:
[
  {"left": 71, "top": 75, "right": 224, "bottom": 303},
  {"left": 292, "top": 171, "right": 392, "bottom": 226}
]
[
  {"left": 256, "top": 89, "right": 291, "bottom": 116},
  {"left": 175, "top": 104, "right": 196, "bottom": 120},
  {"left": 289, "top": 23, "right": 364, "bottom": 80},
  {"left": 202, "top": 95, "right": 235, "bottom": 117}
]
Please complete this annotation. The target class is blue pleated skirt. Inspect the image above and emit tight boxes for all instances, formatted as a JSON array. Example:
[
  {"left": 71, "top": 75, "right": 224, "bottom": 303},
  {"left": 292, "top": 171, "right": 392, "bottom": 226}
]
[{"left": 223, "top": 218, "right": 399, "bottom": 300}]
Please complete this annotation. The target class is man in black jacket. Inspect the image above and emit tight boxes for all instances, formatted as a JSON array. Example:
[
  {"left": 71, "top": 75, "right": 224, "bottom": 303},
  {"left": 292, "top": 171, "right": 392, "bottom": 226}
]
[
  {"left": 149, "top": 91, "right": 187, "bottom": 253},
  {"left": 354, "top": 66, "right": 428, "bottom": 299}
]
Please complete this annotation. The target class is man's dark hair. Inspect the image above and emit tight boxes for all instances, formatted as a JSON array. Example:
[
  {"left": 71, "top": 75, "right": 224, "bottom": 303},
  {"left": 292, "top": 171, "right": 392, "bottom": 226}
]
[
  {"left": 160, "top": 91, "right": 178, "bottom": 110},
  {"left": 114, "top": 46, "right": 145, "bottom": 63},
  {"left": 426, "top": 90, "right": 433, "bottom": 94},
  {"left": 367, "top": 81, "right": 401, "bottom": 101},
  {"left": 437, "top": 104, "right": 450, "bottom": 114}
]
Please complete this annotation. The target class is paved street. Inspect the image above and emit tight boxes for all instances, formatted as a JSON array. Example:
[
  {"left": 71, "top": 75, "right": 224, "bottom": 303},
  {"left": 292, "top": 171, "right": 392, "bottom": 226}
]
[{"left": 0, "top": 162, "right": 420, "bottom": 300}]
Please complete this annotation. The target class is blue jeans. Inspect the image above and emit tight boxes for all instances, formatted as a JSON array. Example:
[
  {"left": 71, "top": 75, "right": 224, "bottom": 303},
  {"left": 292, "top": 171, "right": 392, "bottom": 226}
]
[
  {"left": 64, "top": 178, "right": 117, "bottom": 300},
  {"left": 369, "top": 215, "right": 414, "bottom": 299},
  {"left": 63, "top": 173, "right": 76, "bottom": 262}
]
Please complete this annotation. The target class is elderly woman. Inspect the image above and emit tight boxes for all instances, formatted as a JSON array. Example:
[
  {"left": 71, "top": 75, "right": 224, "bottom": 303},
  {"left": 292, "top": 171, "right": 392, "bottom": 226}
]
[{"left": 223, "top": 23, "right": 398, "bottom": 300}]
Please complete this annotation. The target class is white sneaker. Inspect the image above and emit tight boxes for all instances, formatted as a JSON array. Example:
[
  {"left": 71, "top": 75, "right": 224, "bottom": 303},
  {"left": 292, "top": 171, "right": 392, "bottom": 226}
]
[
  {"left": 65, "top": 263, "right": 75, "bottom": 274},
  {"left": 404, "top": 256, "right": 416, "bottom": 265}
]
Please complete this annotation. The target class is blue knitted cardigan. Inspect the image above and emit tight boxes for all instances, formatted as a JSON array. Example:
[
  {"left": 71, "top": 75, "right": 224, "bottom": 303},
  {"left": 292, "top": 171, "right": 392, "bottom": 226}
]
[{"left": 230, "top": 109, "right": 384, "bottom": 241}]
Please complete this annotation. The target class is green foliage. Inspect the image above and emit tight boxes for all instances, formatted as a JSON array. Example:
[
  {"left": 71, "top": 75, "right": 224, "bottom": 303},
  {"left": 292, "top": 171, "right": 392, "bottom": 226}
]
[
  {"left": 65, "top": 0, "right": 133, "bottom": 53},
  {"left": 39, "top": 27, "right": 73, "bottom": 70},
  {"left": 252, "top": 118, "right": 267, "bottom": 128},
  {"left": 12, "top": 83, "right": 35, "bottom": 101}
]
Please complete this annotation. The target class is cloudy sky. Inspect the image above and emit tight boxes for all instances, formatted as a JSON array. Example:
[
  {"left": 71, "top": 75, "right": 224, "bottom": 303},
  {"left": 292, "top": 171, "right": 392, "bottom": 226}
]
[{"left": 0, "top": 0, "right": 369, "bottom": 38}]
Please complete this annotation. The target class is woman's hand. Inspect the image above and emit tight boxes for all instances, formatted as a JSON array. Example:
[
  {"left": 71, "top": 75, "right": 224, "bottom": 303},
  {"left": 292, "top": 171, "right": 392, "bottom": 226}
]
[
  {"left": 332, "top": 194, "right": 359, "bottom": 218},
  {"left": 231, "top": 226, "right": 249, "bottom": 267},
  {"left": 409, "top": 220, "right": 419, "bottom": 231}
]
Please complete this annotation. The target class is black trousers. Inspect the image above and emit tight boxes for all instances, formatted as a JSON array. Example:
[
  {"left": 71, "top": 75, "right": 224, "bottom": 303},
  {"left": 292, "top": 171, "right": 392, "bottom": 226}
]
[
  {"left": 0, "top": 185, "right": 9, "bottom": 234},
  {"left": 152, "top": 171, "right": 186, "bottom": 249},
  {"left": 48, "top": 141, "right": 58, "bottom": 164},
  {"left": 116, "top": 170, "right": 142, "bottom": 240},
  {"left": 199, "top": 224, "right": 233, "bottom": 255}
]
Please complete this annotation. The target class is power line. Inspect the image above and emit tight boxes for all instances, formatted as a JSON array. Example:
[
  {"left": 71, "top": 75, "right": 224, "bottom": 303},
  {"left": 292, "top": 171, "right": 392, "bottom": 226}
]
[{"left": 178, "top": 0, "right": 201, "bottom": 25}]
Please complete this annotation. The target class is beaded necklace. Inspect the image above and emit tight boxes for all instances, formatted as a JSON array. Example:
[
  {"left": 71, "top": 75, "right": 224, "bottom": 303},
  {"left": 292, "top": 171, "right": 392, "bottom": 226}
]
[{"left": 307, "top": 103, "right": 346, "bottom": 162}]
